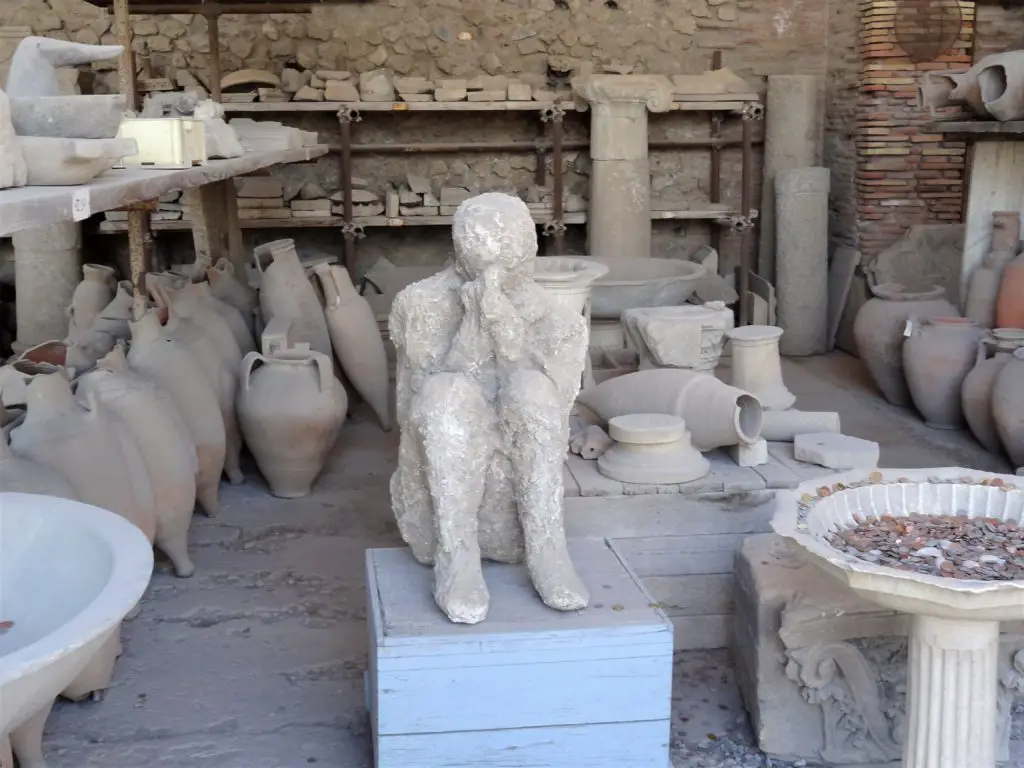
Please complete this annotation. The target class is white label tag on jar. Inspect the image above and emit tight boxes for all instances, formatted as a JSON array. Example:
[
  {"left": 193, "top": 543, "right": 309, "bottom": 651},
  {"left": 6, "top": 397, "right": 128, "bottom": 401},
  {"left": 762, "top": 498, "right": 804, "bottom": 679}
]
[{"left": 903, "top": 319, "right": 914, "bottom": 337}]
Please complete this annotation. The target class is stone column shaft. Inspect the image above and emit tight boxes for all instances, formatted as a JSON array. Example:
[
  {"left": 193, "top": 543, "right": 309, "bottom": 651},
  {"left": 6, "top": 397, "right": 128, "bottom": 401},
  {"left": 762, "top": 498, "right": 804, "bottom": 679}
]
[
  {"left": 904, "top": 614, "right": 998, "bottom": 768},
  {"left": 574, "top": 75, "right": 674, "bottom": 260},
  {"left": 13, "top": 221, "right": 80, "bottom": 349}
]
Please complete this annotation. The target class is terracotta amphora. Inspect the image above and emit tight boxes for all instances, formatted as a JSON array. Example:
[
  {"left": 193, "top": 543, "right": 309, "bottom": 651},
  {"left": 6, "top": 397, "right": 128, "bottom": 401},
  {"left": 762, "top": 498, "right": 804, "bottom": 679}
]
[
  {"left": 995, "top": 252, "right": 1024, "bottom": 329},
  {"left": 128, "top": 309, "right": 226, "bottom": 515},
  {"left": 917, "top": 71, "right": 962, "bottom": 116},
  {"left": 961, "top": 343, "right": 1012, "bottom": 455},
  {"left": 852, "top": 283, "right": 959, "bottom": 406},
  {"left": 207, "top": 257, "right": 257, "bottom": 335},
  {"left": 254, "top": 239, "right": 333, "bottom": 361},
  {"left": 237, "top": 345, "right": 347, "bottom": 498},
  {"left": 78, "top": 344, "right": 198, "bottom": 578},
  {"left": 948, "top": 66, "right": 991, "bottom": 118},
  {"left": 576, "top": 368, "right": 763, "bottom": 451},
  {"left": 9, "top": 371, "right": 156, "bottom": 539},
  {"left": 966, "top": 249, "right": 1015, "bottom": 329},
  {"left": 161, "top": 297, "right": 244, "bottom": 485},
  {"left": 196, "top": 281, "right": 255, "bottom": 355},
  {"left": 313, "top": 262, "right": 390, "bottom": 430},
  {"left": 903, "top": 317, "right": 986, "bottom": 429},
  {"left": 66, "top": 263, "right": 115, "bottom": 341},
  {"left": 993, "top": 347, "right": 1024, "bottom": 467},
  {"left": 0, "top": 402, "right": 77, "bottom": 499}
]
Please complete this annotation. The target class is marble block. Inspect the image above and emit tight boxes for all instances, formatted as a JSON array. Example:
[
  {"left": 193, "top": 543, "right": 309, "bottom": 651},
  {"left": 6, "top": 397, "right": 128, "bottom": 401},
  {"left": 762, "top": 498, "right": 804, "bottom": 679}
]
[
  {"left": 733, "top": 534, "right": 1024, "bottom": 766},
  {"left": 366, "top": 538, "right": 673, "bottom": 768}
]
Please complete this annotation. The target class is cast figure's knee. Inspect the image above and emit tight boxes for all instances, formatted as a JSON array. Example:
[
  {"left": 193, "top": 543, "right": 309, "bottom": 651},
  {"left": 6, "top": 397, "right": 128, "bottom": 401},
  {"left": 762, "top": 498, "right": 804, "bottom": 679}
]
[
  {"left": 412, "top": 372, "right": 489, "bottom": 430},
  {"left": 501, "top": 369, "right": 562, "bottom": 429}
]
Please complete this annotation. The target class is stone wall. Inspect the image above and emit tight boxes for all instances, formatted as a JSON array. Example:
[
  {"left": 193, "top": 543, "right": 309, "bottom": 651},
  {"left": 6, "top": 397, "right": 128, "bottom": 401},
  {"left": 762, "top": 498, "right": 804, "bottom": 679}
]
[
  {"left": 974, "top": 2, "right": 1024, "bottom": 60},
  {"left": 1, "top": 0, "right": 847, "bottom": 275},
  {"left": 854, "top": 0, "right": 973, "bottom": 266}
]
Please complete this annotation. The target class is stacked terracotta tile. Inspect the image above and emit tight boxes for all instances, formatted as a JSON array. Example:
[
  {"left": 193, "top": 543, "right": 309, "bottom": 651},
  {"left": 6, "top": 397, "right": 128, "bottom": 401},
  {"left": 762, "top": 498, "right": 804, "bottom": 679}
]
[{"left": 856, "top": 0, "right": 974, "bottom": 263}]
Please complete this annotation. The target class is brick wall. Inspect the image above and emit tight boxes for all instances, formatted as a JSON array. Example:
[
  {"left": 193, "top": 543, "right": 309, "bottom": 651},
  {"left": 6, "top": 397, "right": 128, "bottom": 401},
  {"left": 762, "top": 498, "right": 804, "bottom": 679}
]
[{"left": 855, "top": 0, "right": 974, "bottom": 266}]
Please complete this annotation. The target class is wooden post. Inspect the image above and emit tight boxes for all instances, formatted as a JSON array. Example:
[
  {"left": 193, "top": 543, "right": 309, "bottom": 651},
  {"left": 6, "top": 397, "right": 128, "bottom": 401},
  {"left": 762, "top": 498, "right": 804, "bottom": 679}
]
[
  {"left": 182, "top": 179, "right": 246, "bottom": 276},
  {"left": 113, "top": 0, "right": 138, "bottom": 110},
  {"left": 128, "top": 207, "right": 152, "bottom": 318},
  {"left": 207, "top": 12, "right": 222, "bottom": 102}
]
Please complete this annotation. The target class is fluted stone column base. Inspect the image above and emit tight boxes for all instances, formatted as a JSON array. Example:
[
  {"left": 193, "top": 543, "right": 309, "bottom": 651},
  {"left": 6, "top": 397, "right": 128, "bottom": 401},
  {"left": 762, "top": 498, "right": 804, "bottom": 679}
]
[{"left": 905, "top": 614, "right": 998, "bottom": 768}]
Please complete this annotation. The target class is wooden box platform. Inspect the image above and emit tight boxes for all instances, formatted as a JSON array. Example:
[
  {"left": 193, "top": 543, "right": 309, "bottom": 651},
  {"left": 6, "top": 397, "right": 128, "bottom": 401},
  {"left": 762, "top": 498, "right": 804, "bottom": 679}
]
[
  {"left": 365, "top": 538, "right": 673, "bottom": 768},
  {"left": 561, "top": 445, "right": 832, "bottom": 651}
]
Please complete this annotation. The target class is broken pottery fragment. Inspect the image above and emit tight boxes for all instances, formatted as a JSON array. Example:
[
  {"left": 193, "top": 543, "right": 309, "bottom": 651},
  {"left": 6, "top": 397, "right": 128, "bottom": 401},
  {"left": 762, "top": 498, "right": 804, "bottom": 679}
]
[
  {"left": 759, "top": 410, "right": 840, "bottom": 442},
  {"left": 726, "top": 325, "right": 795, "bottom": 411},
  {"left": 569, "top": 424, "right": 613, "bottom": 460},
  {"left": 192, "top": 99, "right": 244, "bottom": 159},
  {"left": 312, "top": 263, "right": 390, "bottom": 430},
  {"left": 221, "top": 69, "right": 281, "bottom": 92},
  {"left": 597, "top": 413, "right": 710, "bottom": 485},
  {"left": 238, "top": 345, "right": 346, "bottom": 498},
  {"left": 254, "top": 238, "right": 333, "bottom": 362},
  {"left": 389, "top": 192, "right": 589, "bottom": 624},
  {"left": 917, "top": 70, "right": 963, "bottom": 117},
  {"left": 6, "top": 37, "right": 123, "bottom": 98},
  {"left": 977, "top": 50, "right": 1024, "bottom": 121},
  {"left": 9, "top": 94, "right": 126, "bottom": 139},
  {"left": 128, "top": 309, "right": 226, "bottom": 516},
  {"left": 77, "top": 345, "right": 198, "bottom": 578},
  {"left": 995, "top": 251, "right": 1024, "bottom": 330},
  {"left": 577, "top": 368, "right": 763, "bottom": 451},
  {"left": 17, "top": 136, "right": 137, "bottom": 186}
]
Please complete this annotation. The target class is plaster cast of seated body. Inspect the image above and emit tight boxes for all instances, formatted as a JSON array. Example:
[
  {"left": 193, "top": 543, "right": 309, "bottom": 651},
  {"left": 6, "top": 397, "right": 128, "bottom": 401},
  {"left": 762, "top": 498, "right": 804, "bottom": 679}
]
[{"left": 389, "top": 192, "right": 590, "bottom": 624}]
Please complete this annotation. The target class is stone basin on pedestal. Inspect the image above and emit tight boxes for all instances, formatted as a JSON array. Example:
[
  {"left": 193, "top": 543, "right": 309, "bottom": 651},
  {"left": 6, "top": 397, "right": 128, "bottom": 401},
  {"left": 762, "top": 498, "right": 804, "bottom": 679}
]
[{"left": 773, "top": 467, "right": 1024, "bottom": 768}]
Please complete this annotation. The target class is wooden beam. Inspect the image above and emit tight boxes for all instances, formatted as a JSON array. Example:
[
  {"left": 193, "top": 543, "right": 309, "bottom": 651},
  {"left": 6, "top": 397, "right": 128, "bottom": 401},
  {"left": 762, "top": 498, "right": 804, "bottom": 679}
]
[
  {"left": 83, "top": 0, "right": 372, "bottom": 12},
  {"left": 206, "top": 12, "right": 222, "bottom": 103}
]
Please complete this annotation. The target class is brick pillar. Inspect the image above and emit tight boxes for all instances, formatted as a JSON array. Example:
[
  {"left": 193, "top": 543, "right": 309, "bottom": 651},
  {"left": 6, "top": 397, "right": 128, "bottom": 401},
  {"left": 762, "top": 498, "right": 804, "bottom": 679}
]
[{"left": 855, "top": 0, "right": 975, "bottom": 265}]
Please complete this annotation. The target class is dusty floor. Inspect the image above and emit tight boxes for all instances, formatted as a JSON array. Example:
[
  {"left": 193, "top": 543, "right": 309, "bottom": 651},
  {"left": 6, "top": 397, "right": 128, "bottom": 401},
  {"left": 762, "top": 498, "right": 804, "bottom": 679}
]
[{"left": 44, "top": 353, "right": 1014, "bottom": 767}]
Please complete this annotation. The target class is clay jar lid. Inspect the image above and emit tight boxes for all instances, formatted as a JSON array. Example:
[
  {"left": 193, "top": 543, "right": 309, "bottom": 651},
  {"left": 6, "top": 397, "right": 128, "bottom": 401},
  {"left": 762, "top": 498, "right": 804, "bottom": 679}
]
[
  {"left": 608, "top": 413, "right": 687, "bottom": 445},
  {"left": 870, "top": 282, "right": 947, "bottom": 302}
]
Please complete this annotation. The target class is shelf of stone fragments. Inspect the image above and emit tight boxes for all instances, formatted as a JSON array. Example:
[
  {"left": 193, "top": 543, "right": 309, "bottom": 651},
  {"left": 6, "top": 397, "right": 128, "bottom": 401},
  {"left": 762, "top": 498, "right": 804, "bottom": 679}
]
[
  {"left": 96, "top": 204, "right": 745, "bottom": 233},
  {"left": 221, "top": 98, "right": 758, "bottom": 114},
  {"left": 0, "top": 146, "right": 329, "bottom": 238},
  {"left": 563, "top": 441, "right": 833, "bottom": 499}
]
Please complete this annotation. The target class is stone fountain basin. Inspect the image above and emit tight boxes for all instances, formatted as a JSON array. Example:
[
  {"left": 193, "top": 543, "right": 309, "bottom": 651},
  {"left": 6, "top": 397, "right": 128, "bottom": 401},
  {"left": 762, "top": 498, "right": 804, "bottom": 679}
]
[
  {"left": 772, "top": 467, "right": 1024, "bottom": 621},
  {"left": 589, "top": 257, "right": 705, "bottom": 319},
  {"left": 0, "top": 492, "right": 152, "bottom": 738},
  {"left": 9, "top": 94, "right": 127, "bottom": 140},
  {"left": 534, "top": 256, "right": 610, "bottom": 315}
]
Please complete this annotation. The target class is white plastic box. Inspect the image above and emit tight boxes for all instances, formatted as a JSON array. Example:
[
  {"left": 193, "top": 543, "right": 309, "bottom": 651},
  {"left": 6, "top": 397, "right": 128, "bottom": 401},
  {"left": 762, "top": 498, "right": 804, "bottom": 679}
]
[{"left": 116, "top": 118, "right": 207, "bottom": 169}]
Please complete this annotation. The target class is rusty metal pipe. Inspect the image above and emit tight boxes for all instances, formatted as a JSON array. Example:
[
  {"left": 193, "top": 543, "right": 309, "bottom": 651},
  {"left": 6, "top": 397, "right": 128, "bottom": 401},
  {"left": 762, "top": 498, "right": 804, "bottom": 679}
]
[
  {"left": 551, "top": 113, "right": 565, "bottom": 253},
  {"left": 332, "top": 137, "right": 755, "bottom": 155},
  {"left": 339, "top": 114, "right": 355, "bottom": 273},
  {"left": 738, "top": 117, "right": 754, "bottom": 326}
]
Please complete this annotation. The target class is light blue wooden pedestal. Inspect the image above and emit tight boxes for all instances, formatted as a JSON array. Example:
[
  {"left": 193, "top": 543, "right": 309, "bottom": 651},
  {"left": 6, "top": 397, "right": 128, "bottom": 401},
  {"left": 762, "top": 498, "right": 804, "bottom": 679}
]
[{"left": 365, "top": 537, "right": 674, "bottom": 768}]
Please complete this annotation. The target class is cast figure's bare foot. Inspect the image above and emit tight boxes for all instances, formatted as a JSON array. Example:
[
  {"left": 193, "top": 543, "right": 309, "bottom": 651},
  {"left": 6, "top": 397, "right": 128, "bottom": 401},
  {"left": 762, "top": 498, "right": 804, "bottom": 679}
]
[
  {"left": 434, "top": 543, "right": 490, "bottom": 624},
  {"left": 528, "top": 538, "right": 590, "bottom": 612}
]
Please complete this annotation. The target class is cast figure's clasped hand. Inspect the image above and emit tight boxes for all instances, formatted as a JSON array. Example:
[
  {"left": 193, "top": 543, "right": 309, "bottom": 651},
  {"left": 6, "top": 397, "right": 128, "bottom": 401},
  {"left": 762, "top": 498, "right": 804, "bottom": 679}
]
[{"left": 389, "top": 192, "right": 590, "bottom": 624}]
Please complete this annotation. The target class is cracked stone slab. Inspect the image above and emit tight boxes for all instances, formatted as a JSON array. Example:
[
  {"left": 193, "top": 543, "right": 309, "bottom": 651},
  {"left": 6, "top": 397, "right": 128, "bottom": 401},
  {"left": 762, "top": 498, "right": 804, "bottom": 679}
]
[{"left": 793, "top": 432, "right": 880, "bottom": 470}]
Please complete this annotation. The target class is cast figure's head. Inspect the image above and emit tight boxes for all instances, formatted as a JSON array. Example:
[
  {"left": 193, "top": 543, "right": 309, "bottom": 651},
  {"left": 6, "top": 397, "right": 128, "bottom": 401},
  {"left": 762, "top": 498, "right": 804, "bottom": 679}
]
[{"left": 451, "top": 192, "right": 537, "bottom": 284}]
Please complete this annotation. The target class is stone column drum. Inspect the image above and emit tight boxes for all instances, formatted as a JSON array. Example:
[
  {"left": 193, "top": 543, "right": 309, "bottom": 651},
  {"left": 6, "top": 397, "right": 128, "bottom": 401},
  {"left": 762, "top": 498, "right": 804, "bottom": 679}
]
[
  {"left": 12, "top": 221, "right": 80, "bottom": 349},
  {"left": 775, "top": 167, "right": 830, "bottom": 357},
  {"left": 758, "top": 75, "right": 822, "bottom": 283},
  {"left": 573, "top": 75, "right": 674, "bottom": 260}
]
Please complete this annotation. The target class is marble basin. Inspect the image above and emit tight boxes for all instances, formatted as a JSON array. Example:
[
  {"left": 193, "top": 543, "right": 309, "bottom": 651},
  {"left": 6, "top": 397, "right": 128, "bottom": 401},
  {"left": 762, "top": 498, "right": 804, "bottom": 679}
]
[
  {"left": 534, "top": 256, "right": 609, "bottom": 315},
  {"left": 0, "top": 493, "right": 152, "bottom": 762},
  {"left": 589, "top": 257, "right": 705, "bottom": 320},
  {"left": 773, "top": 467, "right": 1024, "bottom": 768}
]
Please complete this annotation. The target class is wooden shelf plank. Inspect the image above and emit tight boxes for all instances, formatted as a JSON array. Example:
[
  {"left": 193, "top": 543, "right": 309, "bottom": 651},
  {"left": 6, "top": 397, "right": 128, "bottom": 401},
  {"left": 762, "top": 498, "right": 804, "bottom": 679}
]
[
  {"left": 96, "top": 206, "right": 744, "bottom": 233},
  {"left": 0, "top": 146, "right": 328, "bottom": 238},
  {"left": 928, "top": 120, "right": 1024, "bottom": 137},
  {"left": 222, "top": 99, "right": 758, "bottom": 115}
]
